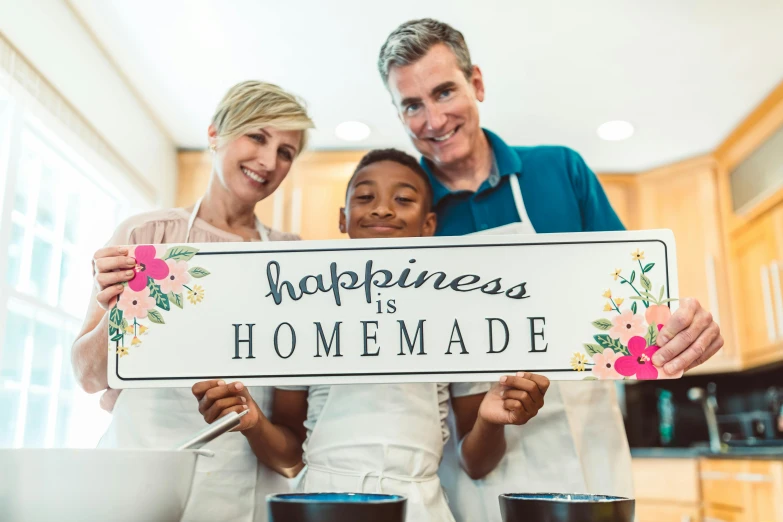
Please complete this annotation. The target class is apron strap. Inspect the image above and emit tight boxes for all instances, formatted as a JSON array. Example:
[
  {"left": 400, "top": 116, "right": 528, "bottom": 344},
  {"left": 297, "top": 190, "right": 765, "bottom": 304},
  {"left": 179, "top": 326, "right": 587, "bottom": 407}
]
[{"left": 509, "top": 174, "right": 536, "bottom": 233}]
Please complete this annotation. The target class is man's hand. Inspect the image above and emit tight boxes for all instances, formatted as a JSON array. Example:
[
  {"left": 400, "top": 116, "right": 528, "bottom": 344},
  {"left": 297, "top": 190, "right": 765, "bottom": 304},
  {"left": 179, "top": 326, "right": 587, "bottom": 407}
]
[{"left": 651, "top": 298, "right": 723, "bottom": 374}]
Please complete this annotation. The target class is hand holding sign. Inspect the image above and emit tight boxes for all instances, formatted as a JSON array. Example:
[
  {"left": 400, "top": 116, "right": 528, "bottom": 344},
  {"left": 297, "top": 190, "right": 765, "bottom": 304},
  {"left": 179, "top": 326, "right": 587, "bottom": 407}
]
[
  {"left": 193, "top": 380, "right": 255, "bottom": 432},
  {"left": 480, "top": 372, "right": 551, "bottom": 426}
]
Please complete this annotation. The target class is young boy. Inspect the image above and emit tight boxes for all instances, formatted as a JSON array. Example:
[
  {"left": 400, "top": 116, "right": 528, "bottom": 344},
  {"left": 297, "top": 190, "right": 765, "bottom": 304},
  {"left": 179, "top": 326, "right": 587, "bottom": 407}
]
[{"left": 192, "top": 149, "right": 549, "bottom": 522}]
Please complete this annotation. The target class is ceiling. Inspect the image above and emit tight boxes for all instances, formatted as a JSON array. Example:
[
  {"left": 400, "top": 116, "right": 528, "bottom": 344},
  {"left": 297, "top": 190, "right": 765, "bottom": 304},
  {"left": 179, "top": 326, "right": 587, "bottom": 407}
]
[{"left": 69, "top": 0, "right": 783, "bottom": 172}]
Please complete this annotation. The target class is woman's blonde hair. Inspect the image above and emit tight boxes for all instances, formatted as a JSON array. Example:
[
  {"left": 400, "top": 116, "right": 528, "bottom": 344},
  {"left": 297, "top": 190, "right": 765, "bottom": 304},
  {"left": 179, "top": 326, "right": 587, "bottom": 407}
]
[{"left": 211, "top": 80, "right": 314, "bottom": 155}]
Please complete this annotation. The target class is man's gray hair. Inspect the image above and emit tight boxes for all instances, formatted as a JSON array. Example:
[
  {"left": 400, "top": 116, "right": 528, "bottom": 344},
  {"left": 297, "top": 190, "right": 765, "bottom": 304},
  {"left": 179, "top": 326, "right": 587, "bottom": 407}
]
[{"left": 378, "top": 18, "right": 473, "bottom": 86}]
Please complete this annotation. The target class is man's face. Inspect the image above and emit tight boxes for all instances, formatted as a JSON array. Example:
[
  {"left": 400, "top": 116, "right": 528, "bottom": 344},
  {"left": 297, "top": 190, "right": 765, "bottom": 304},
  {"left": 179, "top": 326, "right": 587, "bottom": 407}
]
[{"left": 386, "top": 43, "right": 485, "bottom": 170}]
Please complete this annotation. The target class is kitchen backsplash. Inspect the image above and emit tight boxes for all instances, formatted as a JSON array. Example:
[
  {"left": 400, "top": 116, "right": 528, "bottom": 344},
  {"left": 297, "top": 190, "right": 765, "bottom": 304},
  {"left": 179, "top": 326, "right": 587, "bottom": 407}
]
[{"left": 622, "top": 362, "right": 783, "bottom": 448}]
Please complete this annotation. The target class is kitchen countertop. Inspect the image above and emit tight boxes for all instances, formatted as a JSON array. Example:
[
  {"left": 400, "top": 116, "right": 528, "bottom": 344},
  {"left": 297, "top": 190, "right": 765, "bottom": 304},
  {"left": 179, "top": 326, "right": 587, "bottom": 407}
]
[{"left": 631, "top": 446, "right": 783, "bottom": 460}]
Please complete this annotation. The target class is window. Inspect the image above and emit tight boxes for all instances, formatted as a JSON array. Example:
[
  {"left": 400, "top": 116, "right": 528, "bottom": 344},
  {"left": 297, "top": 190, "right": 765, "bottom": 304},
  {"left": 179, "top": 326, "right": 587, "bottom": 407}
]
[{"left": 0, "top": 85, "right": 148, "bottom": 448}]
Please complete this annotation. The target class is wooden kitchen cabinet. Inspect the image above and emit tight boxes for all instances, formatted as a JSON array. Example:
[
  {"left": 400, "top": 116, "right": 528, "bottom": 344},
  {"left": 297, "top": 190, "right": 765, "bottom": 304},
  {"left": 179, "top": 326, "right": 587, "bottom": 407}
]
[
  {"left": 597, "top": 174, "right": 639, "bottom": 230},
  {"left": 729, "top": 203, "right": 783, "bottom": 368},
  {"left": 635, "top": 503, "right": 701, "bottom": 522},
  {"left": 700, "top": 459, "right": 783, "bottom": 522},
  {"left": 631, "top": 157, "right": 738, "bottom": 373},
  {"left": 632, "top": 458, "right": 702, "bottom": 522}
]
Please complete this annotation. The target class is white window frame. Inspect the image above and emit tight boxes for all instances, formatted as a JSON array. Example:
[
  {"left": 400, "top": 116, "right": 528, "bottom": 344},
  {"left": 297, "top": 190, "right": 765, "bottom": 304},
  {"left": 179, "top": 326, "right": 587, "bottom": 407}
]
[{"left": 0, "top": 81, "right": 152, "bottom": 448}]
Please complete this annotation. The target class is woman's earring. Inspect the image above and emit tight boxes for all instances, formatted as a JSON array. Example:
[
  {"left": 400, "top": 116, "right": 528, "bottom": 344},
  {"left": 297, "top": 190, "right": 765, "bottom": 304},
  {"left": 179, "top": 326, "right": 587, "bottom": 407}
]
[{"left": 209, "top": 142, "right": 217, "bottom": 153}]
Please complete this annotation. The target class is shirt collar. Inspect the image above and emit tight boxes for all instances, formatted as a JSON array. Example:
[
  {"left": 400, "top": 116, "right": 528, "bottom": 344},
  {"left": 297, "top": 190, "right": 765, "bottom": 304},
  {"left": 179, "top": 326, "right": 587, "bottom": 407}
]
[{"left": 420, "top": 128, "right": 522, "bottom": 206}]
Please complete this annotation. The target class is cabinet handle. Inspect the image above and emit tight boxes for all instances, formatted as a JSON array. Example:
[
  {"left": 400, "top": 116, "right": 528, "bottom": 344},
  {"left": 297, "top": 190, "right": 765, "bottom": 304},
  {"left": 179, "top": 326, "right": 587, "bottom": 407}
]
[
  {"left": 734, "top": 472, "right": 773, "bottom": 482},
  {"left": 705, "top": 254, "right": 721, "bottom": 325},
  {"left": 770, "top": 261, "right": 783, "bottom": 341},
  {"left": 761, "top": 264, "right": 776, "bottom": 343}
]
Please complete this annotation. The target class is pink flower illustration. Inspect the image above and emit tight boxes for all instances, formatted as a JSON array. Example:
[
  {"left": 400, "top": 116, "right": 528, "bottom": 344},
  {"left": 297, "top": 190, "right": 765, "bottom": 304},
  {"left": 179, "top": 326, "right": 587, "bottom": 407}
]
[
  {"left": 609, "top": 309, "right": 646, "bottom": 344},
  {"left": 117, "top": 286, "right": 157, "bottom": 320},
  {"left": 591, "top": 349, "right": 622, "bottom": 379},
  {"left": 159, "top": 259, "right": 191, "bottom": 294},
  {"left": 615, "top": 336, "right": 661, "bottom": 380},
  {"left": 646, "top": 305, "right": 671, "bottom": 330},
  {"left": 128, "top": 245, "right": 169, "bottom": 292}
]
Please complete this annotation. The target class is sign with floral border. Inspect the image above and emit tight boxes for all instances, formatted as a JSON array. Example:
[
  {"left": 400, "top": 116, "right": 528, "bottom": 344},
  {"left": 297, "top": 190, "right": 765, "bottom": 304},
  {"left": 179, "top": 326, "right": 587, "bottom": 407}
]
[{"left": 108, "top": 230, "right": 682, "bottom": 389}]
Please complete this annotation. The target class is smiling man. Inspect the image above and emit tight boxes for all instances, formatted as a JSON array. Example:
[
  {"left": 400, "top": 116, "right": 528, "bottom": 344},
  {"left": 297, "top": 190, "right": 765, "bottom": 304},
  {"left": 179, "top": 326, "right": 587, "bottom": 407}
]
[{"left": 377, "top": 18, "right": 725, "bottom": 522}]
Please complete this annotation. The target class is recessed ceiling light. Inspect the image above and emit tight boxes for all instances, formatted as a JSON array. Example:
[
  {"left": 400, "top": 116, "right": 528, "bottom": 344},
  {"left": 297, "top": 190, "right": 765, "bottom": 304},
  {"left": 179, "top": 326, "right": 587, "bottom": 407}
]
[
  {"left": 335, "top": 121, "right": 371, "bottom": 141},
  {"left": 597, "top": 120, "right": 634, "bottom": 141}
]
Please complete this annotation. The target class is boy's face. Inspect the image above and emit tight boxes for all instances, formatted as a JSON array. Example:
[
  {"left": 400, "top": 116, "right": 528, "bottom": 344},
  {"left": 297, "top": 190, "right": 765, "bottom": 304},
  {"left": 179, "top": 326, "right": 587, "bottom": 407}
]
[{"left": 340, "top": 160, "right": 437, "bottom": 239}]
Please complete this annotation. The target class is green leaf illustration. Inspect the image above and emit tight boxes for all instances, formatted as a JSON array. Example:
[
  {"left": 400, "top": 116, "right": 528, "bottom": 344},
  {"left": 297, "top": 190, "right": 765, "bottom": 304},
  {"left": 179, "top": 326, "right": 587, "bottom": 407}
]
[
  {"left": 645, "top": 324, "right": 658, "bottom": 347},
  {"left": 169, "top": 292, "right": 183, "bottom": 309},
  {"left": 630, "top": 270, "right": 636, "bottom": 284},
  {"left": 163, "top": 246, "right": 200, "bottom": 262},
  {"left": 591, "top": 318, "right": 613, "bottom": 330},
  {"left": 659, "top": 285, "right": 665, "bottom": 301},
  {"left": 584, "top": 343, "right": 603, "bottom": 356},
  {"left": 631, "top": 302, "right": 638, "bottom": 314},
  {"left": 629, "top": 296, "right": 648, "bottom": 301},
  {"left": 583, "top": 377, "right": 598, "bottom": 381},
  {"left": 110, "top": 333, "right": 124, "bottom": 342},
  {"left": 641, "top": 274, "right": 652, "bottom": 292},
  {"left": 660, "top": 298, "right": 679, "bottom": 304},
  {"left": 109, "top": 307, "right": 123, "bottom": 335},
  {"left": 620, "top": 280, "right": 627, "bottom": 285},
  {"left": 121, "top": 318, "right": 129, "bottom": 330},
  {"left": 642, "top": 262, "right": 655, "bottom": 273},
  {"left": 147, "top": 310, "right": 165, "bottom": 325},
  {"left": 594, "top": 334, "right": 626, "bottom": 354},
  {"left": 148, "top": 279, "right": 170, "bottom": 311},
  {"left": 188, "top": 267, "right": 211, "bottom": 278}
]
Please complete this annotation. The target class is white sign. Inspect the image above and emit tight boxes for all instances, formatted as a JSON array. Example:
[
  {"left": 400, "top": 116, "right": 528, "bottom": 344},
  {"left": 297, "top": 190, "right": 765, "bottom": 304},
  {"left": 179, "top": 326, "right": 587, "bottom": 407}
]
[{"left": 107, "top": 230, "right": 681, "bottom": 389}]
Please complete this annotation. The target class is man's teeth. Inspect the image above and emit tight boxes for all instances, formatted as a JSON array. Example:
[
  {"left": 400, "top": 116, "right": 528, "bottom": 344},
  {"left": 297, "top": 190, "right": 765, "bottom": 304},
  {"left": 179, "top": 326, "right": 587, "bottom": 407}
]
[
  {"left": 242, "top": 167, "right": 267, "bottom": 184},
  {"left": 432, "top": 129, "right": 456, "bottom": 142}
]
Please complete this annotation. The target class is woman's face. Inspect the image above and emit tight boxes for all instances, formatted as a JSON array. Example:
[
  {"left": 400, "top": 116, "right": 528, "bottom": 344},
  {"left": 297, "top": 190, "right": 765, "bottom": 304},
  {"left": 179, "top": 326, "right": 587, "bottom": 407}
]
[{"left": 210, "top": 125, "right": 302, "bottom": 206}]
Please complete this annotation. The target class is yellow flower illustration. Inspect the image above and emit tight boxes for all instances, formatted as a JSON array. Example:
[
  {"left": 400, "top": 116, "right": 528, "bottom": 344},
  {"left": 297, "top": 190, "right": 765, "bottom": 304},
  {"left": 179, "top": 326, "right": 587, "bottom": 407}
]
[
  {"left": 615, "top": 297, "right": 625, "bottom": 306},
  {"left": 124, "top": 326, "right": 135, "bottom": 334},
  {"left": 611, "top": 268, "right": 622, "bottom": 280},
  {"left": 138, "top": 324, "right": 148, "bottom": 335},
  {"left": 602, "top": 289, "right": 612, "bottom": 298},
  {"left": 188, "top": 285, "right": 205, "bottom": 305},
  {"left": 117, "top": 347, "right": 129, "bottom": 357},
  {"left": 570, "top": 352, "right": 588, "bottom": 371},
  {"left": 603, "top": 302, "right": 613, "bottom": 312},
  {"left": 631, "top": 249, "right": 645, "bottom": 261},
  {"left": 131, "top": 336, "right": 142, "bottom": 346}
]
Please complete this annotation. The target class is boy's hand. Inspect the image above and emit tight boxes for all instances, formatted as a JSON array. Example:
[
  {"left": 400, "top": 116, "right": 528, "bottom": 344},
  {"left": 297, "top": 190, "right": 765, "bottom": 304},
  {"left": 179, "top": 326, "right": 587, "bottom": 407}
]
[
  {"left": 191, "top": 380, "right": 260, "bottom": 432},
  {"left": 478, "top": 372, "right": 550, "bottom": 426}
]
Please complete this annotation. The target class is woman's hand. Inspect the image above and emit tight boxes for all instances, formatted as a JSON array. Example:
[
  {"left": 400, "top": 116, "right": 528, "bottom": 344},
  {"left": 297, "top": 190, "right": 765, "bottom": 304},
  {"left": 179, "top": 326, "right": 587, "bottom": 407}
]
[
  {"left": 479, "top": 372, "right": 550, "bottom": 426},
  {"left": 92, "top": 246, "right": 137, "bottom": 310},
  {"left": 192, "top": 380, "right": 259, "bottom": 432}
]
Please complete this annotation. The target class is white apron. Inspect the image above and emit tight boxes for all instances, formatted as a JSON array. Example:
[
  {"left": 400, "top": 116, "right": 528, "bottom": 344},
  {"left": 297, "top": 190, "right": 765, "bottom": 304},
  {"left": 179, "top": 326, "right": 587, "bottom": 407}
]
[
  {"left": 98, "top": 198, "right": 288, "bottom": 522},
  {"left": 297, "top": 383, "right": 455, "bottom": 522},
  {"left": 437, "top": 175, "right": 634, "bottom": 522}
]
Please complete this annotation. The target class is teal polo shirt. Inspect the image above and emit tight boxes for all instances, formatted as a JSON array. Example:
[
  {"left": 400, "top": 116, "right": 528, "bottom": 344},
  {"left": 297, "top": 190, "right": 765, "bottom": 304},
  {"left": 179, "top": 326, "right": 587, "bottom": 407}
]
[{"left": 420, "top": 129, "right": 625, "bottom": 236}]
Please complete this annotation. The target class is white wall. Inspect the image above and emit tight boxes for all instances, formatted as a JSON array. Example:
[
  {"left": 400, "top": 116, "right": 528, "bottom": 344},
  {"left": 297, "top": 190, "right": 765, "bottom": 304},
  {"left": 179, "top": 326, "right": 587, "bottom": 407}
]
[{"left": 0, "top": 0, "right": 176, "bottom": 206}]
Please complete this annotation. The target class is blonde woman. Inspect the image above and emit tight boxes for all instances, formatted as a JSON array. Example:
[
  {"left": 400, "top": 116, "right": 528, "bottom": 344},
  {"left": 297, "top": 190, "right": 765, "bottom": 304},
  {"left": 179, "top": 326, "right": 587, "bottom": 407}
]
[{"left": 71, "top": 81, "right": 314, "bottom": 522}]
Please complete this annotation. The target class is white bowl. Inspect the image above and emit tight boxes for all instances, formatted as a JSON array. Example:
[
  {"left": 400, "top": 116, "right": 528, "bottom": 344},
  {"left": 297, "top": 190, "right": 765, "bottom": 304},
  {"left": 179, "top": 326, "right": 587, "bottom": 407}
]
[{"left": 0, "top": 448, "right": 199, "bottom": 522}]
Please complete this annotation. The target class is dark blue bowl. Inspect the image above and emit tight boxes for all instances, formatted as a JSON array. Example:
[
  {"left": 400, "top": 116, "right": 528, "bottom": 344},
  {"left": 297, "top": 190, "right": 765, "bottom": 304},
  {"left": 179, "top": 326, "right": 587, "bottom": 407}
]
[
  {"left": 499, "top": 493, "right": 634, "bottom": 522},
  {"left": 267, "top": 493, "right": 407, "bottom": 522}
]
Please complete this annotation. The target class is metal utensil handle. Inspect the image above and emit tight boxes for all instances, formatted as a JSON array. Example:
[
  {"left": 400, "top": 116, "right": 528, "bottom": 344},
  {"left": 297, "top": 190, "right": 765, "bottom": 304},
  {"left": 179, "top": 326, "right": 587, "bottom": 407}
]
[{"left": 175, "top": 409, "right": 249, "bottom": 451}]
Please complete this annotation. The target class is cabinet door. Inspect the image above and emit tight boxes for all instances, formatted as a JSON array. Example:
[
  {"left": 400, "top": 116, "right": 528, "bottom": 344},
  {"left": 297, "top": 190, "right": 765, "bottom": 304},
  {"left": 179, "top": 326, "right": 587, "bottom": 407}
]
[
  {"left": 635, "top": 502, "right": 701, "bottom": 522},
  {"left": 731, "top": 210, "right": 783, "bottom": 366},
  {"left": 636, "top": 164, "right": 737, "bottom": 372}
]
